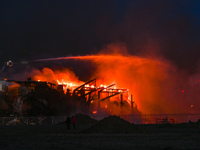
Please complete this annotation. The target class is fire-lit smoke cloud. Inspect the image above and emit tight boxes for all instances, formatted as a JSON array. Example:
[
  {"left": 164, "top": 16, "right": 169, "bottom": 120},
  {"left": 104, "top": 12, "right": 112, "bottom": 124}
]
[
  {"left": 1, "top": 0, "right": 200, "bottom": 117},
  {"left": 29, "top": 44, "right": 200, "bottom": 115},
  {"left": 31, "top": 67, "right": 84, "bottom": 87},
  {"left": 93, "top": 55, "right": 199, "bottom": 114},
  {"left": 93, "top": 44, "right": 200, "bottom": 114},
  {"left": 91, "top": 55, "right": 176, "bottom": 114}
]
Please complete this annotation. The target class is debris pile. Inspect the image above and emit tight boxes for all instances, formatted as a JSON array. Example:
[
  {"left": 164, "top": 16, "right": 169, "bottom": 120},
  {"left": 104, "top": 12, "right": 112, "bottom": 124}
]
[
  {"left": 74, "top": 113, "right": 98, "bottom": 125},
  {"left": 82, "top": 115, "right": 135, "bottom": 133}
]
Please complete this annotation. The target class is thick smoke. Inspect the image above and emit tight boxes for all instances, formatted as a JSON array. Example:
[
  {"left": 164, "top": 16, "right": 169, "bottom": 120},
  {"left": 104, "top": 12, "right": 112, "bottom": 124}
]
[
  {"left": 1, "top": 0, "right": 200, "bottom": 73},
  {"left": 18, "top": 44, "right": 199, "bottom": 115},
  {"left": 1, "top": 0, "right": 200, "bottom": 115},
  {"left": 4, "top": 45, "right": 200, "bottom": 115},
  {"left": 95, "top": 0, "right": 200, "bottom": 73},
  {"left": 90, "top": 44, "right": 200, "bottom": 114}
]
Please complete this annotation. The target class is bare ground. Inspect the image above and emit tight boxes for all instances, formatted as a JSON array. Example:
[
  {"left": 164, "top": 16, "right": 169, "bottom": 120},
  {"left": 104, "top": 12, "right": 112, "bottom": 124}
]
[{"left": 1, "top": 123, "right": 200, "bottom": 150}]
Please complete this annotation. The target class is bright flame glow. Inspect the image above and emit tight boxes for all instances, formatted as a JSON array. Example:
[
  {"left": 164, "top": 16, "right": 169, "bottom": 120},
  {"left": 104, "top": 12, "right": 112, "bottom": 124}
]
[
  {"left": 32, "top": 68, "right": 84, "bottom": 93},
  {"left": 30, "top": 46, "right": 200, "bottom": 115},
  {"left": 92, "top": 111, "right": 97, "bottom": 114}
]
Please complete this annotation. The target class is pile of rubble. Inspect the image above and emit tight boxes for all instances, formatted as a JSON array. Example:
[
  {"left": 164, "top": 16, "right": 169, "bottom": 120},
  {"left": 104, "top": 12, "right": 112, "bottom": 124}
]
[
  {"left": 74, "top": 113, "right": 98, "bottom": 125},
  {"left": 82, "top": 115, "right": 142, "bottom": 134}
]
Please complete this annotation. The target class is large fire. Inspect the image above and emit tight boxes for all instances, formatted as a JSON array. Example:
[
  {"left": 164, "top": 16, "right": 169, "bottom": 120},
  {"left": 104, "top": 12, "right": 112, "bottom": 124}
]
[
  {"left": 32, "top": 67, "right": 84, "bottom": 91},
  {"left": 30, "top": 51, "right": 200, "bottom": 115}
]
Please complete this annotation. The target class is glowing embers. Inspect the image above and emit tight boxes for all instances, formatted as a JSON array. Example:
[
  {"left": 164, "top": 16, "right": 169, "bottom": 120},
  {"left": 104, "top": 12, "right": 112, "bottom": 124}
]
[
  {"left": 32, "top": 67, "right": 132, "bottom": 115},
  {"left": 56, "top": 79, "right": 81, "bottom": 93},
  {"left": 92, "top": 110, "right": 97, "bottom": 114},
  {"left": 84, "top": 84, "right": 95, "bottom": 90},
  {"left": 60, "top": 79, "right": 130, "bottom": 102},
  {"left": 71, "top": 79, "right": 130, "bottom": 113},
  {"left": 57, "top": 79, "right": 77, "bottom": 88}
]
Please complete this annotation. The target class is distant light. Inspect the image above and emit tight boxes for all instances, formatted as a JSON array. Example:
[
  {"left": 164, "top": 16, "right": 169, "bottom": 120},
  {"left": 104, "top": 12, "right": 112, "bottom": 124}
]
[
  {"left": 6, "top": 60, "right": 13, "bottom": 67},
  {"left": 182, "top": 90, "right": 184, "bottom": 93},
  {"left": 191, "top": 105, "right": 194, "bottom": 108},
  {"left": 92, "top": 111, "right": 97, "bottom": 114}
]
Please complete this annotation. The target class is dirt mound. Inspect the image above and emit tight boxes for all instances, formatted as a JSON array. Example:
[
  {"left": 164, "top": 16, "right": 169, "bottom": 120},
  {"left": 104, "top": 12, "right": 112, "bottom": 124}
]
[
  {"left": 82, "top": 115, "right": 139, "bottom": 134},
  {"left": 174, "top": 122, "right": 199, "bottom": 128},
  {"left": 74, "top": 113, "right": 98, "bottom": 125},
  {"left": 159, "top": 123, "right": 175, "bottom": 128}
]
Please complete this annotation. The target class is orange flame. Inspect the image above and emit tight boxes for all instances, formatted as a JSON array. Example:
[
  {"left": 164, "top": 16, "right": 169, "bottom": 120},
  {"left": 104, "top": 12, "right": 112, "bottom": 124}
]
[
  {"left": 92, "top": 111, "right": 97, "bottom": 114},
  {"left": 32, "top": 67, "right": 84, "bottom": 93},
  {"left": 30, "top": 45, "right": 200, "bottom": 115}
]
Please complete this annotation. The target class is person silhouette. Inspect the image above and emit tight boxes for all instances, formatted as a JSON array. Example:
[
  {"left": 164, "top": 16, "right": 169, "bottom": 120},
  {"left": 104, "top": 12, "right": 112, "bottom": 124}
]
[
  {"left": 72, "top": 116, "right": 77, "bottom": 129},
  {"left": 66, "top": 115, "right": 71, "bottom": 129}
]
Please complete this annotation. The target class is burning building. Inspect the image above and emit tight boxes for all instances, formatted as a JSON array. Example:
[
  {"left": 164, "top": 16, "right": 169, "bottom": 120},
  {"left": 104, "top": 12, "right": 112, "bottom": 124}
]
[
  {"left": 0, "top": 77, "right": 138, "bottom": 117},
  {"left": 1, "top": 50, "right": 200, "bottom": 119}
]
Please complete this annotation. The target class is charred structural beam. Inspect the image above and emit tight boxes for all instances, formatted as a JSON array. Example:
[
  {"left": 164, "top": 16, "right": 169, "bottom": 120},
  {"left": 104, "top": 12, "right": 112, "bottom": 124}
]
[
  {"left": 77, "top": 89, "right": 97, "bottom": 101},
  {"left": 100, "top": 92, "right": 120, "bottom": 101},
  {"left": 73, "top": 79, "right": 96, "bottom": 96},
  {"left": 98, "top": 84, "right": 115, "bottom": 92},
  {"left": 100, "top": 89, "right": 128, "bottom": 93}
]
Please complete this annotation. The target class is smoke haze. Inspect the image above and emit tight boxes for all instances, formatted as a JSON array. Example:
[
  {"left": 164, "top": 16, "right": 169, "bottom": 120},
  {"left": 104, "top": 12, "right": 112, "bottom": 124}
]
[
  {"left": 10, "top": 44, "right": 199, "bottom": 115},
  {"left": 1, "top": 0, "right": 200, "bottom": 73},
  {"left": 1, "top": 0, "right": 200, "bottom": 115}
]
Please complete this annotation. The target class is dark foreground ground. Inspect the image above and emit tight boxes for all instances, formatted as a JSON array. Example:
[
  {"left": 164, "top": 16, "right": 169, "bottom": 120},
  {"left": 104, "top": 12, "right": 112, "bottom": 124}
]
[{"left": 1, "top": 123, "right": 200, "bottom": 150}]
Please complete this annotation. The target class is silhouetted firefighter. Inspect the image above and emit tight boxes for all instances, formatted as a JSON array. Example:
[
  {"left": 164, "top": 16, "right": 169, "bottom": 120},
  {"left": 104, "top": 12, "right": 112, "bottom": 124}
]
[
  {"left": 72, "top": 116, "right": 77, "bottom": 129},
  {"left": 66, "top": 115, "right": 71, "bottom": 129}
]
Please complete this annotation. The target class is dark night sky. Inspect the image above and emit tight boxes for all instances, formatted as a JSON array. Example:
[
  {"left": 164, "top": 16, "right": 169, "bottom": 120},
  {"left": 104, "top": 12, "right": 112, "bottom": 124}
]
[{"left": 1, "top": 0, "right": 200, "bottom": 73}]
